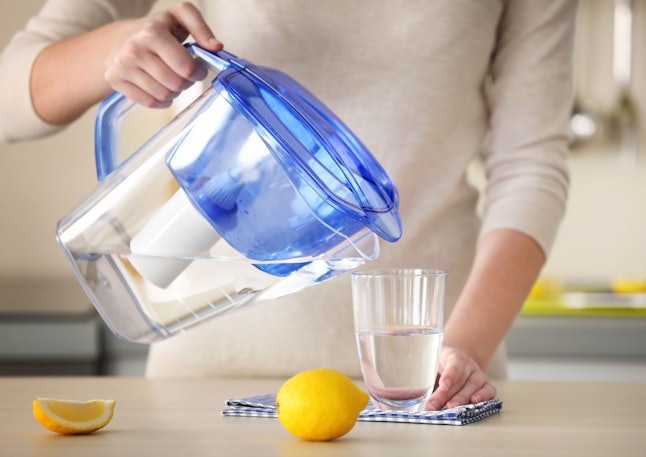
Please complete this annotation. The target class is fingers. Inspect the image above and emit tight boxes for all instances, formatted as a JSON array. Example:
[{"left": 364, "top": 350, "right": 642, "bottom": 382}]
[
  {"left": 155, "top": 3, "right": 221, "bottom": 82},
  {"left": 167, "top": 2, "right": 222, "bottom": 50},
  {"left": 106, "top": 37, "right": 189, "bottom": 107},
  {"left": 425, "top": 347, "right": 496, "bottom": 411},
  {"left": 426, "top": 352, "right": 470, "bottom": 411},
  {"left": 106, "top": 70, "right": 177, "bottom": 109},
  {"left": 105, "top": 2, "right": 222, "bottom": 107},
  {"left": 443, "top": 368, "right": 490, "bottom": 409},
  {"left": 470, "top": 380, "right": 497, "bottom": 404}
]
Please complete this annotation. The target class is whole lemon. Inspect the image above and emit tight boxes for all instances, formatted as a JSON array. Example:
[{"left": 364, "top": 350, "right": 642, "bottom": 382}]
[{"left": 276, "top": 368, "right": 369, "bottom": 441}]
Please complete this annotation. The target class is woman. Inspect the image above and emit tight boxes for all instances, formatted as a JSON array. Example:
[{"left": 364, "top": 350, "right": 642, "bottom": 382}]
[{"left": 0, "top": 0, "right": 576, "bottom": 410}]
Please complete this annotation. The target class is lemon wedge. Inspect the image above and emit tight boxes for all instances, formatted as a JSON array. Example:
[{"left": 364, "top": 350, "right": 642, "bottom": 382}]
[
  {"left": 33, "top": 397, "right": 116, "bottom": 435},
  {"left": 276, "top": 368, "right": 369, "bottom": 441}
]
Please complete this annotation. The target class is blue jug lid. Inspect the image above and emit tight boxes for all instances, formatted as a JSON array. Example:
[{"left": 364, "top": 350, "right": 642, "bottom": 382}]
[{"left": 213, "top": 53, "right": 402, "bottom": 242}]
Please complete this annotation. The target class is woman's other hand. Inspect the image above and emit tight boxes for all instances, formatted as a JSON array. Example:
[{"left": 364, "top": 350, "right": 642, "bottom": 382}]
[{"left": 425, "top": 346, "right": 497, "bottom": 410}]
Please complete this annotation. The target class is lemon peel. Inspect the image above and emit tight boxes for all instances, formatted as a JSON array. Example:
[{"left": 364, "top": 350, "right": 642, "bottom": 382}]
[{"left": 276, "top": 368, "right": 369, "bottom": 441}]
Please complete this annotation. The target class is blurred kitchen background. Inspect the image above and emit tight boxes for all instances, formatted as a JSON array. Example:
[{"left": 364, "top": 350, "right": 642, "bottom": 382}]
[{"left": 1, "top": 0, "right": 645, "bottom": 380}]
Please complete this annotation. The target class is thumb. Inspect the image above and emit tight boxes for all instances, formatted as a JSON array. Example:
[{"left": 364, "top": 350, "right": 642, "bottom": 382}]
[{"left": 170, "top": 2, "right": 223, "bottom": 50}]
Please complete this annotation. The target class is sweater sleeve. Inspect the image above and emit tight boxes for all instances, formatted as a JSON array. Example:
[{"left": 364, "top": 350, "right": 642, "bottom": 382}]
[
  {"left": 0, "top": 0, "right": 156, "bottom": 143},
  {"left": 478, "top": 0, "right": 577, "bottom": 256}
]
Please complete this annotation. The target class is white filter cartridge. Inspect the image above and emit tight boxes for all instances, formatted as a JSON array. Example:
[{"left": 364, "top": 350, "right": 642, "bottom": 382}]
[{"left": 129, "top": 189, "right": 221, "bottom": 288}]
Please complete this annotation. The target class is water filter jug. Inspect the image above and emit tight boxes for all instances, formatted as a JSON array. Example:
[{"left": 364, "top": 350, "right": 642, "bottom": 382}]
[{"left": 57, "top": 44, "right": 402, "bottom": 343}]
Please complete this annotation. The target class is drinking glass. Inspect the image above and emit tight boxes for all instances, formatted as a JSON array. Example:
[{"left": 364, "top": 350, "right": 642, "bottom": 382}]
[{"left": 352, "top": 268, "right": 445, "bottom": 411}]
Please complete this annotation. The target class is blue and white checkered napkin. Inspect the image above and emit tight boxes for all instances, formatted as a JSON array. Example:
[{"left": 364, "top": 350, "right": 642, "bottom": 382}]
[{"left": 221, "top": 394, "right": 502, "bottom": 426}]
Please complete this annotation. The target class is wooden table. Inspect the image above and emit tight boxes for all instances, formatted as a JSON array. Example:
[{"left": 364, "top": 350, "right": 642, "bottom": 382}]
[{"left": 1, "top": 377, "right": 644, "bottom": 456}]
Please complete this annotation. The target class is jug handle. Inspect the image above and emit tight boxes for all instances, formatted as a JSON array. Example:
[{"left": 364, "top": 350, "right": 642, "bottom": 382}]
[{"left": 94, "top": 43, "right": 243, "bottom": 181}]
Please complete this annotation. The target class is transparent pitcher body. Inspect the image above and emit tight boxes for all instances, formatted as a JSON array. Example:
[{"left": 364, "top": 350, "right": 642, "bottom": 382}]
[{"left": 57, "top": 85, "right": 380, "bottom": 343}]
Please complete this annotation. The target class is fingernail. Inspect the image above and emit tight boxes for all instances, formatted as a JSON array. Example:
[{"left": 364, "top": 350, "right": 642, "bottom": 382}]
[
  {"left": 208, "top": 37, "right": 223, "bottom": 49},
  {"left": 190, "top": 62, "right": 208, "bottom": 81},
  {"left": 194, "top": 65, "right": 208, "bottom": 80}
]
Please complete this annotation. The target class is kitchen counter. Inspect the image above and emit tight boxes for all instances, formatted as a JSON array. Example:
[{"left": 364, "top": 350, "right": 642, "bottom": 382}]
[
  {"left": 507, "top": 290, "right": 646, "bottom": 372},
  {"left": 1, "top": 377, "right": 643, "bottom": 456}
]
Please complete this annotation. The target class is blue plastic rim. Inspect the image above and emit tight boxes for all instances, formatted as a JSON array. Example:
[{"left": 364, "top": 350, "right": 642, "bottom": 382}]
[{"left": 199, "top": 45, "right": 402, "bottom": 243}]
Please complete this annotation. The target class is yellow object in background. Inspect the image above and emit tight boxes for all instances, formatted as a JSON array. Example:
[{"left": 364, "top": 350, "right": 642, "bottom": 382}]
[
  {"left": 528, "top": 276, "right": 562, "bottom": 300},
  {"left": 276, "top": 368, "right": 369, "bottom": 442},
  {"left": 524, "top": 275, "right": 646, "bottom": 317},
  {"left": 33, "top": 398, "right": 115, "bottom": 435},
  {"left": 612, "top": 277, "right": 646, "bottom": 294}
]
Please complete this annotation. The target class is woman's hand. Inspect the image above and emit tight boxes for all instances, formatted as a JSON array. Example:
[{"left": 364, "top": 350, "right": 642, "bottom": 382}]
[
  {"left": 31, "top": 2, "right": 223, "bottom": 125},
  {"left": 104, "top": 2, "right": 222, "bottom": 108},
  {"left": 425, "top": 346, "right": 496, "bottom": 410}
]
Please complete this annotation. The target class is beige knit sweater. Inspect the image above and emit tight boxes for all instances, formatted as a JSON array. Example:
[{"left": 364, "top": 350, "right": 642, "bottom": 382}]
[{"left": 0, "top": 0, "right": 575, "bottom": 379}]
